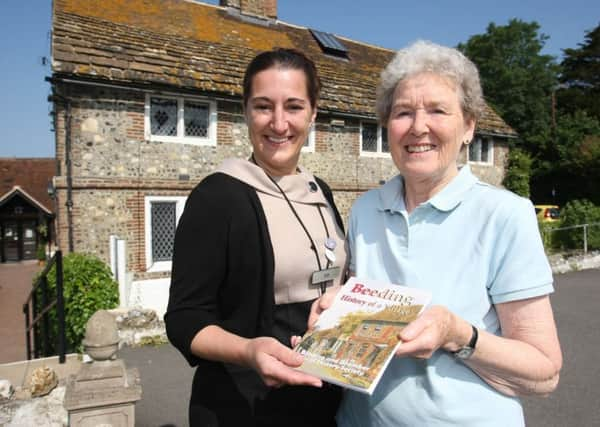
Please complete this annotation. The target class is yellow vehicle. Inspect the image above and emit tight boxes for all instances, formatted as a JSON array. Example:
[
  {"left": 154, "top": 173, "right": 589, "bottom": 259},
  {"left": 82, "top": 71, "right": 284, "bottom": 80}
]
[{"left": 535, "top": 205, "right": 560, "bottom": 222}]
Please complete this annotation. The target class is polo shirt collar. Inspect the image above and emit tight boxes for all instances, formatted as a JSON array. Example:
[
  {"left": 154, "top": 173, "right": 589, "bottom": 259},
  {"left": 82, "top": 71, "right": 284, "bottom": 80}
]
[{"left": 378, "top": 165, "right": 478, "bottom": 213}]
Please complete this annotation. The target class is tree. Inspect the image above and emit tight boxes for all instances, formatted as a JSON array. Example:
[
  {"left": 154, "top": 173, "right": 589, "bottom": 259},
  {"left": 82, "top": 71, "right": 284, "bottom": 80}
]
[
  {"left": 532, "top": 111, "right": 600, "bottom": 205},
  {"left": 458, "top": 19, "right": 560, "bottom": 155},
  {"left": 502, "top": 148, "right": 533, "bottom": 198},
  {"left": 557, "top": 23, "right": 600, "bottom": 120}
]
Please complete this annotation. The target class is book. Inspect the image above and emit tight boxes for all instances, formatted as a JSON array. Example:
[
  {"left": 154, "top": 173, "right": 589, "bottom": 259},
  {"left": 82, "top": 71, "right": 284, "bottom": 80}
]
[{"left": 294, "top": 277, "right": 432, "bottom": 395}]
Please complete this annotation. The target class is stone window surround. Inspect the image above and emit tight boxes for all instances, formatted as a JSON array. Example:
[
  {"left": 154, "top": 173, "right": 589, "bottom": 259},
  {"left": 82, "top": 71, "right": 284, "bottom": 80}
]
[
  {"left": 144, "top": 195, "right": 187, "bottom": 272},
  {"left": 144, "top": 93, "right": 217, "bottom": 145},
  {"left": 359, "top": 120, "right": 390, "bottom": 158},
  {"left": 468, "top": 136, "right": 494, "bottom": 166},
  {"left": 302, "top": 123, "right": 316, "bottom": 153}
]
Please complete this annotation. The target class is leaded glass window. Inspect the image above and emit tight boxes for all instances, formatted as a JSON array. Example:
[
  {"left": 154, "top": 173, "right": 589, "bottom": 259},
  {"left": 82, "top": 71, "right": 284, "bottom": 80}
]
[
  {"left": 150, "top": 98, "right": 177, "bottom": 136},
  {"left": 146, "top": 95, "right": 216, "bottom": 145},
  {"left": 468, "top": 137, "right": 493, "bottom": 164},
  {"left": 361, "top": 122, "right": 378, "bottom": 152},
  {"left": 184, "top": 101, "right": 209, "bottom": 137},
  {"left": 381, "top": 127, "right": 389, "bottom": 153},
  {"left": 151, "top": 202, "right": 176, "bottom": 262}
]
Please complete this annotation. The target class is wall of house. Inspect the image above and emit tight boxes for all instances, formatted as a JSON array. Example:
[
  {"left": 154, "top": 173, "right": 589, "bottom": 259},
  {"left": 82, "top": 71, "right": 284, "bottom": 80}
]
[{"left": 53, "top": 83, "right": 507, "bottom": 314}]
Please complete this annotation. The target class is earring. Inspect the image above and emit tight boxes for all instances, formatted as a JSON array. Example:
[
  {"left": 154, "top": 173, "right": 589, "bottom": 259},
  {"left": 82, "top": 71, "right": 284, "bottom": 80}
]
[{"left": 463, "top": 139, "right": 471, "bottom": 145}]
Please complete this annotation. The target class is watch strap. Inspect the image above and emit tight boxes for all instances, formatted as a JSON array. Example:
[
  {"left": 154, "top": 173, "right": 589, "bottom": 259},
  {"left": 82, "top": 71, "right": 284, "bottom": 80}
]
[{"left": 452, "top": 324, "right": 478, "bottom": 359}]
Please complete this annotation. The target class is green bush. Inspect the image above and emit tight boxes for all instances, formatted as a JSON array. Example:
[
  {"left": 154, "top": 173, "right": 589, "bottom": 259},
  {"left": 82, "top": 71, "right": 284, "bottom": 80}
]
[
  {"left": 503, "top": 148, "right": 533, "bottom": 198},
  {"left": 538, "top": 221, "right": 561, "bottom": 253},
  {"left": 36, "top": 243, "right": 46, "bottom": 261},
  {"left": 34, "top": 252, "right": 119, "bottom": 353},
  {"left": 555, "top": 199, "right": 600, "bottom": 250}
]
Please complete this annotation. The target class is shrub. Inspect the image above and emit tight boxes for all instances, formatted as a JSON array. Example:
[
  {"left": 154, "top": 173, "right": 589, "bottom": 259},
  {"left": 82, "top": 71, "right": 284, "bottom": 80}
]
[
  {"left": 555, "top": 199, "right": 600, "bottom": 250},
  {"left": 36, "top": 243, "right": 46, "bottom": 261},
  {"left": 34, "top": 252, "right": 119, "bottom": 353},
  {"left": 538, "top": 221, "right": 561, "bottom": 253},
  {"left": 503, "top": 148, "right": 533, "bottom": 198}
]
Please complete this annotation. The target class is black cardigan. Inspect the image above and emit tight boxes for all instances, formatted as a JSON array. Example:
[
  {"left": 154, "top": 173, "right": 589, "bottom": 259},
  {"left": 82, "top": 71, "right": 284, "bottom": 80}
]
[
  {"left": 165, "top": 172, "right": 344, "bottom": 426},
  {"left": 165, "top": 172, "right": 344, "bottom": 366}
]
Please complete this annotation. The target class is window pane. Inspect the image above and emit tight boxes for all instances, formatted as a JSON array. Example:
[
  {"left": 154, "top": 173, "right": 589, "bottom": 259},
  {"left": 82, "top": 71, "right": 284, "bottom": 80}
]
[
  {"left": 469, "top": 138, "right": 481, "bottom": 162},
  {"left": 150, "top": 98, "right": 177, "bottom": 136},
  {"left": 481, "top": 138, "right": 490, "bottom": 163},
  {"left": 151, "top": 202, "right": 176, "bottom": 262},
  {"left": 184, "top": 101, "right": 209, "bottom": 137},
  {"left": 381, "top": 127, "right": 389, "bottom": 152},
  {"left": 362, "top": 123, "right": 377, "bottom": 152},
  {"left": 304, "top": 124, "right": 315, "bottom": 147}
]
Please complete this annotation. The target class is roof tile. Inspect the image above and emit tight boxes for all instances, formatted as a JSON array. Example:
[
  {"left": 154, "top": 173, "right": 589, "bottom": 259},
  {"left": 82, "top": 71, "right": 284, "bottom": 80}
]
[{"left": 52, "top": 0, "right": 516, "bottom": 136}]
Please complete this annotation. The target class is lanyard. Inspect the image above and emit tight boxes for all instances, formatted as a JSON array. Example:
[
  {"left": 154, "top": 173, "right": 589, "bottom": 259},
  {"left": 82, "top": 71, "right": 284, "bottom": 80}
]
[{"left": 252, "top": 157, "right": 336, "bottom": 293}]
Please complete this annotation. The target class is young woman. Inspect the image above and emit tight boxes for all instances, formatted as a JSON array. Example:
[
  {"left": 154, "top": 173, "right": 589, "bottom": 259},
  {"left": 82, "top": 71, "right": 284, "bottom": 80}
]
[{"left": 165, "top": 48, "right": 346, "bottom": 427}]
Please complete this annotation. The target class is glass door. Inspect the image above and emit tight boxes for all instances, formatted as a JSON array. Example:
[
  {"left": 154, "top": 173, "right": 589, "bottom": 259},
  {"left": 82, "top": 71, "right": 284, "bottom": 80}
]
[
  {"left": 3, "top": 222, "right": 19, "bottom": 261},
  {"left": 22, "top": 220, "right": 37, "bottom": 260}
]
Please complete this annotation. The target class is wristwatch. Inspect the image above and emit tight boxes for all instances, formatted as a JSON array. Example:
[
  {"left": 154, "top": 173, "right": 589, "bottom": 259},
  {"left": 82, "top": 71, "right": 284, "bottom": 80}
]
[{"left": 452, "top": 325, "right": 478, "bottom": 360}]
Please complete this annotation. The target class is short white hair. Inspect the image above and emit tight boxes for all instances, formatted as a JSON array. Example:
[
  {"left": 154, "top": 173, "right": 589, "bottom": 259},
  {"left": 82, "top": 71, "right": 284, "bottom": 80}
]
[{"left": 376, "top": 40, "right": 485, "bottom": 123}]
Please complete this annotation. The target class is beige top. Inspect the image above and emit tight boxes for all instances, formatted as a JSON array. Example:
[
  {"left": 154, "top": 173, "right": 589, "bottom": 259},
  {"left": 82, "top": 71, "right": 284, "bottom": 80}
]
[{"left": 217, "top": 158, "right": 347, "bottom": 304}]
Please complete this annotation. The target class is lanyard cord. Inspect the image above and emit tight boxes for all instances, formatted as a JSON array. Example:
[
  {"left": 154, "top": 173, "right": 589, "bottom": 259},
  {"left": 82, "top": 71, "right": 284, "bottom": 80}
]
[{"left": 251, "top": 157, "right": 332, "bottom": 292}]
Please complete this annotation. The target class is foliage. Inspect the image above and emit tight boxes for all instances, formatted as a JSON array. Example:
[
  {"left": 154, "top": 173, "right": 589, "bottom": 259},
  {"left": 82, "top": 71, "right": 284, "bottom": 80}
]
[
  {"left": 531, "top": 111, "right": 600, "bottom": 205},
  {"left": 538, "top": 221, "right": 561, "bottom": 254},
  {"left": 35, "top": 252, "right": 119, "bottom": 353},
  {"left": 502, "top": 148, "right": 532, "bottom": 197},
  {"left": 36, "top": 243, "right": 46, "bottom": 261},
  {"left": 557, "top": 24, "right": 600, "bottom": 121},
  {"left": 554, "top": 200, "right": 600, "bottom": 250},
  {"left": 458, "top": 19, "right": 559, "bottom": 153},
  {"left": 460, "top": 20, "right": 600, "bottom": 208}
]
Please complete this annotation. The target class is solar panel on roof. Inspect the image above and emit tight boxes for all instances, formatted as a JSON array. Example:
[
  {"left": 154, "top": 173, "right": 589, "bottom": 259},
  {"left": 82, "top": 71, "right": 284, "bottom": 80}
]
[{"left": 310, "top": 29, "right": 348, "bottom": 56}]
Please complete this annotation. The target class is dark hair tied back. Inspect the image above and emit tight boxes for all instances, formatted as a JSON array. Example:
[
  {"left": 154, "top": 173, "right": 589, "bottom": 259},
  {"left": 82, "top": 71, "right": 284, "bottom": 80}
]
[{"left": 243, "top": 48, "right": 321, "bottom": 109}]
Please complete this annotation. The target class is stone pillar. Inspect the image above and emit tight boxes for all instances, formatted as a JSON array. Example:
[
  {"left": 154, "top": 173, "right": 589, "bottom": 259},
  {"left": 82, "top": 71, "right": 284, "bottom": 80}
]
[{"left": 64, "top": 310, "right": 141, "bottom": 427}]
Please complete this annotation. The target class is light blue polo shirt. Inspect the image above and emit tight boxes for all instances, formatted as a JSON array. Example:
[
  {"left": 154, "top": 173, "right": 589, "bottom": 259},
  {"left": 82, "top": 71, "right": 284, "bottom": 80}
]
[{"left": 338, "top": 165, "right": 553, "bottom": 427}]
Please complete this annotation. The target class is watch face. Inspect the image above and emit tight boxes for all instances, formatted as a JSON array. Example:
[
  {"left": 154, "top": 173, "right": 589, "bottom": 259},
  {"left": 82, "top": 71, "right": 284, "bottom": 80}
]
[{"left": 455, "top": 347, "right": 474, "bottom": 360}]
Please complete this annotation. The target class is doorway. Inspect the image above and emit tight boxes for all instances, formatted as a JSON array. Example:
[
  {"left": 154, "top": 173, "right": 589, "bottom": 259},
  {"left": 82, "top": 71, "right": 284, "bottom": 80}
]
[{"left": 1, "top": 220, "right": 38, "bottom": 262}]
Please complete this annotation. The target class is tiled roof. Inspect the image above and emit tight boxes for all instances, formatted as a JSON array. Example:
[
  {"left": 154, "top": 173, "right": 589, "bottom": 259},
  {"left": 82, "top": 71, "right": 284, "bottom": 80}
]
[
  {"left": 0, "top": 158, "right": 56, "bottom": 213},
  {"left": 52, "top": 0, "right": 516, "bottom": 136}
]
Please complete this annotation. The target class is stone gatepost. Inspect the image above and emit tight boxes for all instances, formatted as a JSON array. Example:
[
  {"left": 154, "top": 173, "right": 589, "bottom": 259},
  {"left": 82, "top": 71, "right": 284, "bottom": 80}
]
[{"left": 64, "top": 310, "right": 142, "bottom": 427}]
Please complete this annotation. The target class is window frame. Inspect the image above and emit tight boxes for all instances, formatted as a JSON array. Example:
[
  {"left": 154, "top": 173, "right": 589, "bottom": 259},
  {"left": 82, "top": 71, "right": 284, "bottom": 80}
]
[
  {"left": 359, "top": 121, "right": 389, "bottom": 157},
  {"left": 144, "top": 196, "right": 187, "bottom": 272},
  {"left": 467, "top": 136, "right": 494, "bottom": 165},
  {"left": 301, "top": 123, "right": 316, "bottom": 153},
  {"left": 144, "top": 94, "right": 217, "bottom": 145}
]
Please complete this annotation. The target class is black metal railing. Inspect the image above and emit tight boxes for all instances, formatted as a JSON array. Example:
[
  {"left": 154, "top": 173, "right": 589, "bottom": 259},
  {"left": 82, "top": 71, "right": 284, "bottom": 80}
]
[{"left": 23, "top": 250, "right": 66, "bottom": 363}]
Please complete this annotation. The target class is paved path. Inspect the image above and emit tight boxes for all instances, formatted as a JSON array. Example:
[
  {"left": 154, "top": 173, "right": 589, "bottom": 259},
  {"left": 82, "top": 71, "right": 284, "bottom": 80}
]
[
  {"left": 120, "top": 268, "right": 600, "bottom": 427},
  {"left": 2, "top": 264, "right": 598, "bottom": 426},
  {"left": 0, "top": 261, "right": 42, "bottom": 364}
]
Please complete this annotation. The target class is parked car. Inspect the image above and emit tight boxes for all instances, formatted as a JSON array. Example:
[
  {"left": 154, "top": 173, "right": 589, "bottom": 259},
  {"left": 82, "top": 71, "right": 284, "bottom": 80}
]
[{"left": 535, "top": 205, "right": 560, "bottom": 222}]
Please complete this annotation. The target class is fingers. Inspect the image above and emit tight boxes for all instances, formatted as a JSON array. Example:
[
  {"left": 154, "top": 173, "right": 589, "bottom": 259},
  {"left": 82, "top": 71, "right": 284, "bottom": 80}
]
[
  {"left": 247, "top": 337, "right": 323, "bottom": 388},
  {"left": 394, "top": 306, "right": 455, "bottom": 359},
  {"left": 290, "top": 335, "right": 302, "bottom": 348},
  {"left": 308, "top": 286, "right": 341, "bottom": 328}
]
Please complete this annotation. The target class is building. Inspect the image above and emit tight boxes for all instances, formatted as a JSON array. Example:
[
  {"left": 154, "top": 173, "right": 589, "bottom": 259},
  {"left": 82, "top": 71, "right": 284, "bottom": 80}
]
[
  {"left": 0, "top": 158, "right": 55, "bottom": 263},
  {"left": 49, "top": 0, "right": 517, "bottom": 315}
]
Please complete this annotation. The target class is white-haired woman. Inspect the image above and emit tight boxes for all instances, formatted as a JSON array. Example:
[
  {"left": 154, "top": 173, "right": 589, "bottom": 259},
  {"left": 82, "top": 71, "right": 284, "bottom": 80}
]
[{"left": 311, "top": 40, "right": 562, "bottom": 426}]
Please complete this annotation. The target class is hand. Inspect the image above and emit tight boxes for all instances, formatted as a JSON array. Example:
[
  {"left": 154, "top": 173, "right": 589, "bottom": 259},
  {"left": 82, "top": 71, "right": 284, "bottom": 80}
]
[
  {"left": 394, "top": 305, "right": 461, "bottom": 359},
  {"left": 307, "top": 285, "right": 341, "bottom": 329},
  {"left": 244, "top": 337, "right": 323, "bottom": 388}
]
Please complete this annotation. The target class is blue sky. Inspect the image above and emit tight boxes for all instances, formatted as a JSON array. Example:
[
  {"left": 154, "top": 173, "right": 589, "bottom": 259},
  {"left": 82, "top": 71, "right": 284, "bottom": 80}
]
[{"left": 0, "top": 0, "right": 597, "bottom": 158}]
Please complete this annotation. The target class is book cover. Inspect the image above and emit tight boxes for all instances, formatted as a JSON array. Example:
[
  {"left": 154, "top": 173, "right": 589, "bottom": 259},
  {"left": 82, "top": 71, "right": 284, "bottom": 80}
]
[{"left": 294, "top": 277, "right": 432, "bottom": 395}]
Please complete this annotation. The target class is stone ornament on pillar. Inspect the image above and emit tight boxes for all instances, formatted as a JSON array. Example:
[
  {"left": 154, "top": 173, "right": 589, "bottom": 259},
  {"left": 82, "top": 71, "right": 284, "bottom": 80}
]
[
  {"left": 82, "top": 310, "right": 120, "bottom": 361},
  {"left": 64, "top": 310, "right": 141, "bottom": 427}
]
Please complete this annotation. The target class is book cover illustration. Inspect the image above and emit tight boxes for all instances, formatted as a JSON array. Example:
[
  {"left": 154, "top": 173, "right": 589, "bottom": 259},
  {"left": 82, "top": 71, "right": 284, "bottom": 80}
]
[{"left": 295, "top": 277, "right": 431, "bottom": 395}]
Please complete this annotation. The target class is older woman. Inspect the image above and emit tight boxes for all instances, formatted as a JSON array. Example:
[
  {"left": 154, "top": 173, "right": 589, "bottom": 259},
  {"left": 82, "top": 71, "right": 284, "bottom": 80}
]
[
  {"left": 312, "top": 40, "right": 562, "bottom": 426},
  {"left": 165, "top": 48, "right": 346, "bottom": 426}
]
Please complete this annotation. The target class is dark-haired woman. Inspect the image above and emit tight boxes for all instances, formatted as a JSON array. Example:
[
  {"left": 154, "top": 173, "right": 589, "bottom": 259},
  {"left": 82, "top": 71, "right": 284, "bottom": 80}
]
[{"left": 165, "top": 48, "right": 345, "bottom": 427}]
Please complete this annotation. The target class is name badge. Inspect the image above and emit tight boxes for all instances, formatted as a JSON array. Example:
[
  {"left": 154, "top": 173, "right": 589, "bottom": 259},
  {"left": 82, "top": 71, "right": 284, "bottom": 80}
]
[{"left": 311, "top": 267, "right": 341, "bottom": 285}]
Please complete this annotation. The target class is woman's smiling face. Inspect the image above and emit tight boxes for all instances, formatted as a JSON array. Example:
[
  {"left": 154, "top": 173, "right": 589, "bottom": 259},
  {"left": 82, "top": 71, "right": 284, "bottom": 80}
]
[
  {"left": 246, "top": 67, "right": 316, "bottom": 177},
  {"left": 387, "top": 72, "right": 475, "bottom": 187}
]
